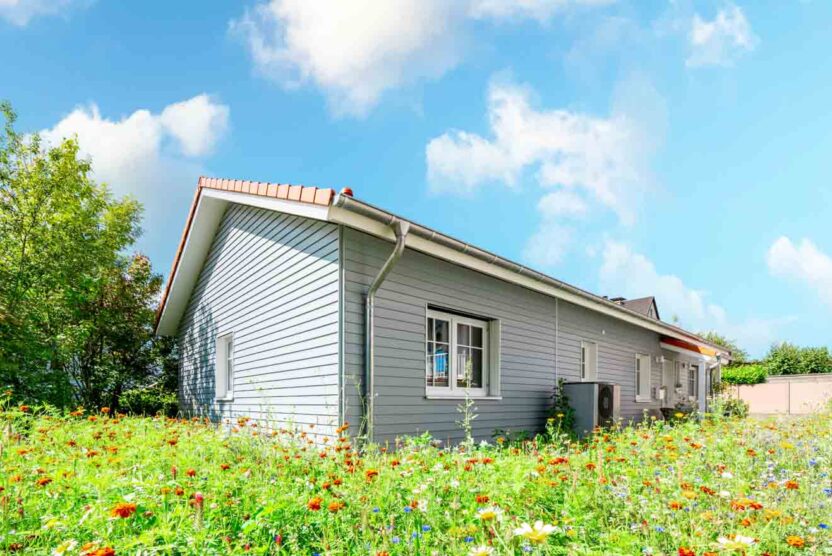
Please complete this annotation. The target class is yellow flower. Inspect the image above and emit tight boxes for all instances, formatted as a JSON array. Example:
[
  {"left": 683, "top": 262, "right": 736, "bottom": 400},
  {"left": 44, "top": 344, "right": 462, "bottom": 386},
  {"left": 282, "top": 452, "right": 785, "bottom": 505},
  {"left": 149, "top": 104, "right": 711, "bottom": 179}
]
[
  {"left": 514, "top": 521, "right": 557, "bottom": 544},
  {"left": 53, "top": 539, "right": 77, "bottom": 555},
  {"left": 475, "top": 507, "right": 504, "bottom": 523}
]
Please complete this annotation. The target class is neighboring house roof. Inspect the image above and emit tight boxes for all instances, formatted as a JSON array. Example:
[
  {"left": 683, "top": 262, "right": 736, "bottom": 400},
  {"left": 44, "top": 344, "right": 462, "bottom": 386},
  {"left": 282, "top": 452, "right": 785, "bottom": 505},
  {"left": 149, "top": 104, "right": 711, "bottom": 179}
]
[
  {"left": 615, "top": 297, "right": 660, "bottom": 321},
  {"left": 155, "top": 176, "right": 730, "bottom": 360}
]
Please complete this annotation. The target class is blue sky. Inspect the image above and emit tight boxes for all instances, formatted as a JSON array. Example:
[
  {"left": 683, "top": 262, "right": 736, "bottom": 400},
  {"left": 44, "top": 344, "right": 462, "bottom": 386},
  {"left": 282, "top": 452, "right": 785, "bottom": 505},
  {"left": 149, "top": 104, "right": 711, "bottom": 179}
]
[{"left": 3, "top": 0, "right": 831, "bottom": 357}]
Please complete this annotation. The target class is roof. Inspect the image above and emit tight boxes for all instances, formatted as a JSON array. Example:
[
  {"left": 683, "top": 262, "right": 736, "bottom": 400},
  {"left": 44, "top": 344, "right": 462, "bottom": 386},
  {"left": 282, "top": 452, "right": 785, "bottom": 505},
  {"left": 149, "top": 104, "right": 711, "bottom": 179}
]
[
  {"left": 154, "top": 176, "right": 730, "bottom": 360},
  {"left": 617, "top": 297, "right": 660, "bottom": 321}
]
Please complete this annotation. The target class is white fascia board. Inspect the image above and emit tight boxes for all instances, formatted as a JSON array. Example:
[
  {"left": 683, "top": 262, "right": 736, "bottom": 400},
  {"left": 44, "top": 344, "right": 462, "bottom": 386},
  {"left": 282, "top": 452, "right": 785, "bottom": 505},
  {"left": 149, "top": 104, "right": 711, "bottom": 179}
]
[
  {"left": 327, "top": 205, "right": 723, "bottom": 351},
  {"left": 202, "top": 188, "right": 331, "bottom": 221},
  {"left": 660, "top": 342, "right": 715, "bottom": 362}
]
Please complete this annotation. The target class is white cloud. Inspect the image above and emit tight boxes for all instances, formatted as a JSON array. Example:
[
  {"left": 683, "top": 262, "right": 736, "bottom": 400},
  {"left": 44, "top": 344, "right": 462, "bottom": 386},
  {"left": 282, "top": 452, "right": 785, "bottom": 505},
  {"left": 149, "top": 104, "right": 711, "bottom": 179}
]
[
  {"left": 599, "top": 240, "right": 789, "bottom": 357},
  {"left": 522, "top": 223, "right": 573, "bottom": 267},
  {"left": 230, "top": 0, "right": 467, "bottom": 117},
  {"left": 0, "top": 0, "right": 83, "bottom": 26},
  {"left": 686, "top": 4, "right": 757, "bottom": 67},
  {"left": 767, "top": 236, "right": 832, "bottom": 307},
  {"left": 469, "top": 0, "right": 616, "bottom": 21},
  {"left": 230, "top": 0, "right": 617, "bottom": 117},
  {"left": 538, "top": 190, "right": 589, "bottom": 218},
  {"left": 40, "top": 94, "right": 229, "bottom": 268},
  {"left": 427, "top": 77, "right": 659, "bottom": 224}
]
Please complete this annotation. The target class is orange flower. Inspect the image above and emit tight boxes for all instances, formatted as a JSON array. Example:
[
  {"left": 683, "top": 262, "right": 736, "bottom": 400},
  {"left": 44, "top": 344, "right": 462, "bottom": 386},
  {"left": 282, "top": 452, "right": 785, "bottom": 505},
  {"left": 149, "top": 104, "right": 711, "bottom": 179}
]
[
  {"left": 668, "top": 501, "right": 684, "bottom": 510},
  {"left": 110, "top": 502, "right": 137, "bottom": 518},
  {"left": 36, "top": 477, "right": 52, "bottom": 487},
  {"left": 784, "top": 480, "right": 799, "bottom": 490},
  {"left": 220, "top": 463, "right": 230, "bottom": 471},
  {"left": 585, "top": 462, "right": 596, "bottom": 471},
  {"left": 365, "top": 469, "right": 379, "bottom": 480},
  {"left": 100, "top": 407, "right": 110, "bottom": 414},
  {"left": 19, "top": 405, "right": 30, "bottom": 412},
  {"left": 86, "top": 547, "right": 116, "bottom": 556},
  {"left": 678, "top": 548, "right": 695, "bottom": 556},
  {"left": 328, "top": 500, "right": 345, "bottom": 513},
  {"left": 476, "top": 494, "right": 490, "bottom": 504},
  {"left": 786, "top": 536, "right": 805, "bottom": 548},
  {"left": 186, "top": 468, "right": 196, "bottom": 477},
  {"left": 307, "top": 497, "right": 323, "bottom": 511}
]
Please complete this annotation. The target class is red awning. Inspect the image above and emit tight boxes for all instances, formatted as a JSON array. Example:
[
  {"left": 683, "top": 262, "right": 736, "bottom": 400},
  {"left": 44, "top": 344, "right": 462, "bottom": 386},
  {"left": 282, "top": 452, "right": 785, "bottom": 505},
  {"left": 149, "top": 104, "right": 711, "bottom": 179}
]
[{"left": 660, "top": 336, "right": 719, "bottom": 358}]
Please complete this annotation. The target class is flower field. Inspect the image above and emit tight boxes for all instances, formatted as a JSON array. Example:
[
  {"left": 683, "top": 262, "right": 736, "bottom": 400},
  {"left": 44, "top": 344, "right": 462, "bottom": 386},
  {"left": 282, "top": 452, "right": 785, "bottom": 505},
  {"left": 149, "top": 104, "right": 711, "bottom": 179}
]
[{"left": 1, "top": 399, "right": 831, "bottom": 555}]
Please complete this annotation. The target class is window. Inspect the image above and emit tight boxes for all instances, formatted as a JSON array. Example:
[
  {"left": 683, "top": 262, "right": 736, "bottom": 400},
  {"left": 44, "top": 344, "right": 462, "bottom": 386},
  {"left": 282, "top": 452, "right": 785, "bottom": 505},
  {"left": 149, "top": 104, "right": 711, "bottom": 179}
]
[
  {"left": 215, "top": 333, "right": 234, "bottom": 401},
  {"left": 635, "top": 354, "right": 651, "bottom": 402},
  {"left": 426, "top": 309, "right": 491, "bottom": 397},
  {"left": 580, "top": 341, "right": 598, "bottom": 381},
  {"left": 688, "top": 364, "right": 699, "bottom": 399}
]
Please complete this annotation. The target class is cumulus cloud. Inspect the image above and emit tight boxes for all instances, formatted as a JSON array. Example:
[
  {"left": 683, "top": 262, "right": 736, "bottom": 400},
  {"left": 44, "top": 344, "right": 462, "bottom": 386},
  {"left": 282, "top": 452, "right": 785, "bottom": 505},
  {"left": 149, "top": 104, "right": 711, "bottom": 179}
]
[
  {"left": 600, "top": 240, "right": 789, "bottom": 357},
  {"left": 426, "top": 79, "right": 654, "bottom": 224},
  {"left": 0, "top": 0, "right": 86, "bottom": 26},
  {"left": 686, "top": 3, "right": 757, "bottom": 67},
  {"left": 230, "top": 0, "right": 616, "bottom": 116},
  {"left": 767, "top": 236, "right": 832, "bottom": 307},
  {"left": 230, "top": 0, "right": 467, "bottom": 117},
  {"left": 40, "top": 94, "right": 230, "bottom": 268}
]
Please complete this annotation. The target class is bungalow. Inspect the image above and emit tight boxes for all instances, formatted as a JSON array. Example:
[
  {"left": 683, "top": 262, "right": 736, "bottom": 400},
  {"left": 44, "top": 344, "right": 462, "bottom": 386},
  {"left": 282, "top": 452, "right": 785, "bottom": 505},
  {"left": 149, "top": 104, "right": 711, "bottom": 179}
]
[{"left": 155, "top": 177, "right": 730, "bottom": 443}]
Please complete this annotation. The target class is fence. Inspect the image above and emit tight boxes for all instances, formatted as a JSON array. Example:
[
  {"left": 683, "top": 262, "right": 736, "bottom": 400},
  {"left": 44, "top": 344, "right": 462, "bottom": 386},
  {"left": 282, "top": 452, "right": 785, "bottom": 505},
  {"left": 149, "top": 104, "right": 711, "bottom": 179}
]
[{"left": 729, "top": 373, "right": 832, "bottom": 415}]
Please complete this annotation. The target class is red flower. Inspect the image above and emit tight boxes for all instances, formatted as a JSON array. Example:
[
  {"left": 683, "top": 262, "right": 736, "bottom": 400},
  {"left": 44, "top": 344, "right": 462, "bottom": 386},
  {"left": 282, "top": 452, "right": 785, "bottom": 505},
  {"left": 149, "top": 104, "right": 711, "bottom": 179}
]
[
  {"left": 365, "top": 469, "right": 379, "bottom": 480},
  {"left": 307, "top": 497, "right": 323, "bottom": 511},
  {"left": 678, "top": 547, "right": 695, "bottom": 556},
  {"left": 328, "top": 500, "right": 345, "bottom": 513},
  {"left": 110, "top": 502, "right": 137, "bottom": 518}
]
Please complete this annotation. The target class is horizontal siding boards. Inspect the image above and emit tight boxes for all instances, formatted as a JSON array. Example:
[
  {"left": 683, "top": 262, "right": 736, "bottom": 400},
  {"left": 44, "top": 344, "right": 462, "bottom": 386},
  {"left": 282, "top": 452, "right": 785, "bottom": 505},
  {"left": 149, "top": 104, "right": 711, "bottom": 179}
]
[
  {"left": 343, "top": 227, "right": 668, "bottom": 444},
  {"left": 556, "top": 299, "right": 664, "bottom": 421},
  {"left": 343, "top": 228, "right": 558, "bottom": 445},
  {"left": 178, "top": 204, "right": 341, "bottom": 436}
]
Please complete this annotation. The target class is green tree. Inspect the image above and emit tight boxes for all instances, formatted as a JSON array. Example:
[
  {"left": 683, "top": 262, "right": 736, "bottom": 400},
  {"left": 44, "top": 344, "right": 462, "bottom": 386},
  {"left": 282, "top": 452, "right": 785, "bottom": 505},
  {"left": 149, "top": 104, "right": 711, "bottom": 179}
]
[
  {"left": 764, "top": 342, "right": 802, "bottom": 375},
  {"left": 0, "top": 101, "right": 168, "bottom": 408},
  {"left": 698, "top": 331, "right": 748, "bottom": 364}
]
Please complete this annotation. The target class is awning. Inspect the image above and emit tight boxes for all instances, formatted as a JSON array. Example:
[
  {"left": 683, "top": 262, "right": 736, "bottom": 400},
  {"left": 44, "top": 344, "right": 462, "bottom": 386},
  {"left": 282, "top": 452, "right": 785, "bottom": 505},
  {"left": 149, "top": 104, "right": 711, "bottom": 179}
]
[{"left": 660, "top": 336, "right": 721, "bottom": 359}]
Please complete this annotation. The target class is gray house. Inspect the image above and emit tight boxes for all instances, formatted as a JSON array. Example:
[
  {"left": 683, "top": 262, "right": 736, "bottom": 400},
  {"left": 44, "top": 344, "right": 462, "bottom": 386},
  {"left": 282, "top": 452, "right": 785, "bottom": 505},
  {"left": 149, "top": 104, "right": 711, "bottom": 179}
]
[{"left": 155, "top": 177, "right": 730, "bottom": 443}]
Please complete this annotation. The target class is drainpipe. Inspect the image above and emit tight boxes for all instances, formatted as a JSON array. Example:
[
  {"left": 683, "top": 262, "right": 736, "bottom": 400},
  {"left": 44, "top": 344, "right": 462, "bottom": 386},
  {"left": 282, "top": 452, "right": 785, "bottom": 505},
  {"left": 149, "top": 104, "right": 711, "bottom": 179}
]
[{"left": 365, "top": 219, "right": 410, "bottom": 443}]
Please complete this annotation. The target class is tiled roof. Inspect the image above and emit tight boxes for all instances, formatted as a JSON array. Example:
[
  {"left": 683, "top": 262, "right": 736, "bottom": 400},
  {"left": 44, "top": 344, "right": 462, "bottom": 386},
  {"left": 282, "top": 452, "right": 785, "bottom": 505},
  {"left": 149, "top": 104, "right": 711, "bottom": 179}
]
[
  {"left": 619, "top": 296, "right": 660, "bottom": 320},
  {"left": 199, "top": 176, "right": 335, "bottom": 206}
]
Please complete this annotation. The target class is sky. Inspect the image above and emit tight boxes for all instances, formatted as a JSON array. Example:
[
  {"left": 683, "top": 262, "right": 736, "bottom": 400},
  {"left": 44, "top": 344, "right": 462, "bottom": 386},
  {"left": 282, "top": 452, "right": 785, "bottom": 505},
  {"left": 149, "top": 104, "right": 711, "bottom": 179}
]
[{"left": 2, "top": 0, "right": 831, "bottom": 357}]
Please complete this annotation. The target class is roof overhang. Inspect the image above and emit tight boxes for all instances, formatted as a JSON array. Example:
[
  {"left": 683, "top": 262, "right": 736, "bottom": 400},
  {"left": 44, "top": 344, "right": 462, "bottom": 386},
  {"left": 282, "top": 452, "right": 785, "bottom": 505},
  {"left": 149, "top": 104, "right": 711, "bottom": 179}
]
[
  {"left": 660, "top": 336, "right": 726, "bottom": 362},
  {"left": 155, "top": 178, "right": 731, "bottom": 359}
]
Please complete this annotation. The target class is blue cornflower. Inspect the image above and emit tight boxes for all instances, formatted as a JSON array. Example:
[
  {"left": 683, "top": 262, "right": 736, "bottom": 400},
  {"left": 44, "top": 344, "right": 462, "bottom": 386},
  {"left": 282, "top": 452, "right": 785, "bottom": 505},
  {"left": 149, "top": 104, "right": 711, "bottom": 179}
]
[
  {"left": 824, "top": 488, "right": 832, "bottom": 496},
  {"left": 411, "top": 532, "right": 421, "bottom": 539},
  {"left": 521, "top": 545, "right": 533, "bottom": 553},
  {"left": 404, "top": 506, "right": 412, "bottom": 513},
  {"left": 392, "top": 536, "right": 400, "bottom": 544},
  {"left": 464, "top": 536, "right": 474, "bottom": 543},
  {"left": 819, "top": 523, "right": 829, "bottom": 529},
  {"left": 422, "top": 525, "right": 431, "bottom": 532},
  {"left": 655, "top": 526, "right": 665, "bottom": 533},
  {"left": 373, "top": 507, "right": 380, "bottom": 513}
]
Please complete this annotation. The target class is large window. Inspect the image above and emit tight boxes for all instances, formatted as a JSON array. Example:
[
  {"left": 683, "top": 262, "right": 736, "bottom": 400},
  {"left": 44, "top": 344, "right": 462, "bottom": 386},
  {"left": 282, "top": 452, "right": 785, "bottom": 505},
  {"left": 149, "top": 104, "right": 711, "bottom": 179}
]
[
  {"left": 635, "top": 353, "right": 651, "bottom": 402},
  {"left": 426, "top": 309, "right": 490, "bottom": 397},
  {"left": 580, "top": 341, "right": 598, "bottom": 381},
  {"left": 215, "top": 333, "right": 234, "bottom": 401}
]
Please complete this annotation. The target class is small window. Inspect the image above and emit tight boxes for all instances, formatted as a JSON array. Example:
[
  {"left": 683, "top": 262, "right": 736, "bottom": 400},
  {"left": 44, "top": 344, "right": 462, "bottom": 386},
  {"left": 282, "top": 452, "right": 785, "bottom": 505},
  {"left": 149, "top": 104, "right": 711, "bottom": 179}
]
[
  {"left": 688, "top": 364, "right": 699, "bottom": 399},
  {"left": 426, "top": 309, "right": 490, "bottom": 397},
  {"left": 215, "top": 333, "right": 234, "bottom": 401},
  {"left": 580, "top": 341, "right": 598, "bottom": 381},
  {"left": 635, "top": 354, "right": 651, "bottom": 402}
]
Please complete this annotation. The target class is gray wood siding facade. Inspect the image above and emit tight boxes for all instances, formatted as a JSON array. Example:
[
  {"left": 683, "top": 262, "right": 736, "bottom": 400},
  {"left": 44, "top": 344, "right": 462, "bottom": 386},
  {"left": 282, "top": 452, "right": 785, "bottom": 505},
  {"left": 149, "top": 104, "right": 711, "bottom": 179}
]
[
  {"left": 342, "top": 228, "right": 666, "bottom": 445},
  {"left": 177, "top": 204, "right": 341, "bottom": 436}
]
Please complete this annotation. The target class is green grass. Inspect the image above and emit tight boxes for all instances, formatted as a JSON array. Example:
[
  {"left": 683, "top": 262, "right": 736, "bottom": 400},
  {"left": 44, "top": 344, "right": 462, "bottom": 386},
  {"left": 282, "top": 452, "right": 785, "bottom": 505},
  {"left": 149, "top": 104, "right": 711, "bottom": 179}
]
[{"left": 1, "top": 397, "right": 831, "bottom": 555}]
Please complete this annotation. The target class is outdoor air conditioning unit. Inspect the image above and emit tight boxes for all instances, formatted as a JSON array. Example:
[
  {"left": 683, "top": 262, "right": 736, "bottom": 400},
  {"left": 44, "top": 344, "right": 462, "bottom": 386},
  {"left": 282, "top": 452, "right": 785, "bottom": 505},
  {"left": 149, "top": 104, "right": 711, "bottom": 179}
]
[{"left": 562, "top": 382, "right": 621, "bottom": 437}]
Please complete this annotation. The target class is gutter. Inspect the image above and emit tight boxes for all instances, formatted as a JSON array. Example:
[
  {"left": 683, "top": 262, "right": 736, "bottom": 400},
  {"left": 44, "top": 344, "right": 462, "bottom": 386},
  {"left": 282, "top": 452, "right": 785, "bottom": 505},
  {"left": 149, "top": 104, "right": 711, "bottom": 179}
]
[
  {"left": 333, "top": 194, "right": 729, "bottom": 357},
  {"left": 364, "top": 219, "right": 410, "bottom": 443}
]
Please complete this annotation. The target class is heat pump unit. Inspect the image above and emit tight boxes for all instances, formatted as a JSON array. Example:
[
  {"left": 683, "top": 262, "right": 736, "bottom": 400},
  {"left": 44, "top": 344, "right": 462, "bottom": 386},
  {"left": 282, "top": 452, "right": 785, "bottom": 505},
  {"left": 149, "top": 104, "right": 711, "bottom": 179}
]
[{"left": 562, "top": 382, "right": 620, "bottom": 436}]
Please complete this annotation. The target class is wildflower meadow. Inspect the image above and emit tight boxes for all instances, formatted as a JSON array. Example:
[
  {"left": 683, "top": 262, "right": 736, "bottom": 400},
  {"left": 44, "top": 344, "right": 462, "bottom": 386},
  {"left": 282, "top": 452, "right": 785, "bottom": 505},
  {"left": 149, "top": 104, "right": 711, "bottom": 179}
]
[{"left": 1, "top": 393, "right": 830, "bottom": 555}]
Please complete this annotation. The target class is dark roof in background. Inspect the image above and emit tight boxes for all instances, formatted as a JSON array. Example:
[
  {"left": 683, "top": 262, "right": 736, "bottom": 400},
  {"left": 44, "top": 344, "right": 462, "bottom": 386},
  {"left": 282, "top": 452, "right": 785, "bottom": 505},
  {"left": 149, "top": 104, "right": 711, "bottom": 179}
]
[{"left": 618, "top": 296, "right": 661, "bottom": 321}]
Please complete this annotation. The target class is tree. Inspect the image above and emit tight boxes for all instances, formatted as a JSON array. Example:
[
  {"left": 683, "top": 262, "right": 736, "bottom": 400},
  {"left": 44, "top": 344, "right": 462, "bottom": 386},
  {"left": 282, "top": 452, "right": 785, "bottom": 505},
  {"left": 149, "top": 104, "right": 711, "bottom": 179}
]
[
  {"left": 698, "top": 331, "right": 748, "bottom": 364},
  {"left": 0, "top": 101, "right": 168, "bottom": 408}
]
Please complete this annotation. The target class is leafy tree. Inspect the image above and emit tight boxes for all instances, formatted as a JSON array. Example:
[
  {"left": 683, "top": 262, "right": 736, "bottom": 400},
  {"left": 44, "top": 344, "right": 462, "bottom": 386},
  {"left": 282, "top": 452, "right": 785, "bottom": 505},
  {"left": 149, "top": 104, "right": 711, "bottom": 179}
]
[
  {"left": 0, "top": 101, "right": 171, "bottom": 408},
  {"left": 764, "top": 342, "right": 831, "bottom": 376},
  {"left": 698, "top": 331, "right": 748, "bottom": 364}
]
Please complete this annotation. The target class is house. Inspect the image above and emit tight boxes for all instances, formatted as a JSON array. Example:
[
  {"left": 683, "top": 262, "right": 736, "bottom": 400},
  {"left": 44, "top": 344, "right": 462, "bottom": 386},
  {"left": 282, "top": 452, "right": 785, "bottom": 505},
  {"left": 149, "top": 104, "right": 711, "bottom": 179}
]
[{"left": 155, "top": 177, "right": 730, "bottom": 443}]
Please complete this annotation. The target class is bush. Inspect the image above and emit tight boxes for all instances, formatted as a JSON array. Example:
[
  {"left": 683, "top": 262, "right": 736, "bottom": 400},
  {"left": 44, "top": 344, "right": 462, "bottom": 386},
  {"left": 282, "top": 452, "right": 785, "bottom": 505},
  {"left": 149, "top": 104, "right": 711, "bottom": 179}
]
[
  {"left": 798, "top": 347, "right": 832, "bottom": 374},
  {"left": 765, "top": 342, "right": 832, "bottom": 375},
  {"left": 722, "top": 364, "right": 767, "bottom": 385},
  {"left": 118, "top": 385, "right": 177, "bottom": 417},
  {"left": 719, "top": 397, "right": 749, "bottom": 418}
]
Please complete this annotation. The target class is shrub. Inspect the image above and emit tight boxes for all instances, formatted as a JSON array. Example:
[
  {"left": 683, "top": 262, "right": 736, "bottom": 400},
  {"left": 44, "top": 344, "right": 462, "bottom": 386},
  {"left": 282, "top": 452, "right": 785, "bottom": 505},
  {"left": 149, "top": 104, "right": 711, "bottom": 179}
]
[
  {"left": 722, "top": 364, "right": 767, "bottom": 385},
  {"left": 798, "top": 346, "right": 832, "bottom": 374},
  {"left": 764, "top": 342, "right": 832, "bottom": 376},
  {"left": 118, "top": 385, "right": 178, "bottom": 417},
  {"left": 719, "top": 397, "right": 749, "bottom": 418}
]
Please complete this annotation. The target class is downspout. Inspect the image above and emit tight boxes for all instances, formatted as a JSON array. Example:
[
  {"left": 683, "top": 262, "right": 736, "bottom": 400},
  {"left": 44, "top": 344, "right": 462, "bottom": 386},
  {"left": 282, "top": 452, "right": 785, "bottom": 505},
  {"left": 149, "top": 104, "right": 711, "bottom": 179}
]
[{"left": 365, "top": 219, "right": 410, "bottom": 443}]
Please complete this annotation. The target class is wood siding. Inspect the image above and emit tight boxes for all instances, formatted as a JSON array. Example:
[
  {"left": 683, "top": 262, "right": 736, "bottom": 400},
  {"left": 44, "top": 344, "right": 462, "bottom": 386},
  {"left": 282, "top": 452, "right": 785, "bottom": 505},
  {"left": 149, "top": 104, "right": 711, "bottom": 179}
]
[
  {"left": 177, "top": 204, "right": 341, "bottom": 437},
  {"left": 342, "top": 228, "right": 666, "bottom": 446}
]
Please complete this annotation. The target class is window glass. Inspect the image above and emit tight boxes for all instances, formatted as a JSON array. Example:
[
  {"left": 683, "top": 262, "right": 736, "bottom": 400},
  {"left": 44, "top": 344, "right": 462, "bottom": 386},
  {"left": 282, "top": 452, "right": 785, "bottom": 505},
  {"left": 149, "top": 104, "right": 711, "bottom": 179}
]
[
  {"left": 426, "top": 311, "right": 490, "bottom": 395},
  {"left": 426, "top": 317, "right": 451, "bottom": 388}
]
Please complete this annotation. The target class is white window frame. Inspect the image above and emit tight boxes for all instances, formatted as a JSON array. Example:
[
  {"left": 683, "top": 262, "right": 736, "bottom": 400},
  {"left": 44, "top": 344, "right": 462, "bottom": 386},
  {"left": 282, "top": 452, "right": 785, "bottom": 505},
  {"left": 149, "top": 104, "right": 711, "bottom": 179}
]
[
  {"left": 688, "top": 364, "right": 699, "bottom": 400},
  {"left": 426, "top": 309, "right": 491, "bottom": 398},
  {"left": 635, "top": 353, "right": 652, "bottom": 403},
  {"left": 215, "top": 333, "right": 234, "bottom": 402},
  {"left": 580, "top": 341, "right": 598, "bottom": 382}
]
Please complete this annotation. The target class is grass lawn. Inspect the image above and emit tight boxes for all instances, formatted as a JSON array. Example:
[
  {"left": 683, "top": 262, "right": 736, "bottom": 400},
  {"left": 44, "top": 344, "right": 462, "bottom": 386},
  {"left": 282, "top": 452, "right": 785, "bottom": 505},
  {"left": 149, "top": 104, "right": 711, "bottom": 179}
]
[{"left": 1, "top": 397, "right": 830, "bottom": 555}]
